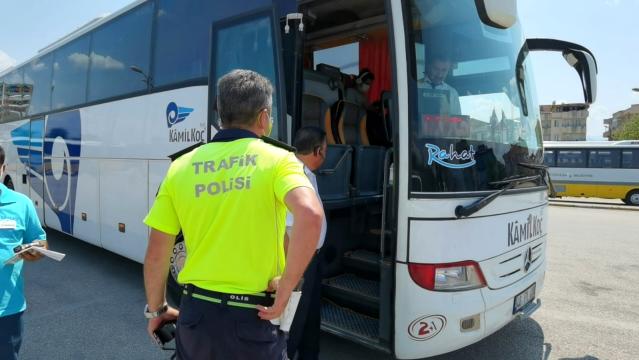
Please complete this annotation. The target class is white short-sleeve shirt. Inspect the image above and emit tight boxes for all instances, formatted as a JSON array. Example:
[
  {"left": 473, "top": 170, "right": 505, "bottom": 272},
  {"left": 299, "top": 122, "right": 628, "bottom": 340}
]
[
  {"left": 286, "top": 164, "right": 327, "bottom": 249},
  {"left": 417, "top": 76, "right": 462, "bottom": 115}
]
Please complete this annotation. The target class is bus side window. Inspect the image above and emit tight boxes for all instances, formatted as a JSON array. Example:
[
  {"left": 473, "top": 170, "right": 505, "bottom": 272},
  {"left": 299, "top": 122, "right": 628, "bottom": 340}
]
[
  {"left": 88, "top": 2, "right": 153, "bottom": 101},
  {"left": 622, "top": 150, "right": 639, "bottom": 169},
  {"left": 557, "top": 150, "right": 585, "bottom": 168},
  {"left": 51, "top": 35, "right": 90, "bottom": 110},
  {"left": 24, "top": 55, "right": 53, "bottom": 116},
  {"left": 588, "top": 150, "right": 620, "bottom": 168},
  {"left": 543, "top": 150, "right": 555, "bottom": 167}
]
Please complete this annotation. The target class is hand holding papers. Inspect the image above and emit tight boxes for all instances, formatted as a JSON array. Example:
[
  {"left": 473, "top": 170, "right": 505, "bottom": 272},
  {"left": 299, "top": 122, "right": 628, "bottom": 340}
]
[
  {"left": 269, "top": 278, "right": 304, "bottom": 332},
  {"left": 269, "top": 290, "right": 302, "bottom": 332},
  {"left": 3, "top": 241, "right": 66, "bottom": 266}
]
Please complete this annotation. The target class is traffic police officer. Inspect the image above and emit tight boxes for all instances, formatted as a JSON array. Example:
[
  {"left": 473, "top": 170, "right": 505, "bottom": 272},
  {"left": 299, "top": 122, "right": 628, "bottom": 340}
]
[
  {"left": 0, "top": 145, "right": 47, "bottom": 360},
  {"left": 143, "top": 69, "right": 324, "bottom": 359}
]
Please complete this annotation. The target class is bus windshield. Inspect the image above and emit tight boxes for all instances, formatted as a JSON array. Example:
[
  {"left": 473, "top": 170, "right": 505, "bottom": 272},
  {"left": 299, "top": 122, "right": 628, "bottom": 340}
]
[{"left": 406, "top": 0, "right": 543, "bottom": 194}]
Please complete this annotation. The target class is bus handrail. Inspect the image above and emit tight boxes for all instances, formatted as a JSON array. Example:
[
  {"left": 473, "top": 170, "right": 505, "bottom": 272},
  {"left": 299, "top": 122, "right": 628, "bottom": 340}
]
[{"left": 380, "top": 148, "right": 393, "bottom": 257}]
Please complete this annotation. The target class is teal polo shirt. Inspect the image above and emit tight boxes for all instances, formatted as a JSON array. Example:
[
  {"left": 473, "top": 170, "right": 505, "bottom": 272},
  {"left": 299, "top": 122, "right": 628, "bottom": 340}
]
[{"left": 0, "top": 183, "right": 46, "bottom": 317}]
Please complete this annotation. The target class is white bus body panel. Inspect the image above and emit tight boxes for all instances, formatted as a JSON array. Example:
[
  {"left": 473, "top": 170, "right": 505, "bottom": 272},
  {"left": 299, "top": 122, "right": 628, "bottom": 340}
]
[
  {"left": 0, "top": 121, "right": 22, "bottom": 189},
  {"left": 0, "top": 120, "right": 27, "bottom": 195},
  {"left": 71, "top": 158, "right": 101, "bottom": 247},
  {"left": 395, "top": 192, "right": 548, "bottom": 358},
  {"left": 99, "top": 159, "right": 149, "bottom": 263},
  {"left": 550, "top": 167, "right": 639, "bottom": 187},
  {"left": 0, "top": 119, "right": 45, "bottom": 221},
  {"left": 1, "top": 86, "right": 207, "bottom": 262},
  {"left": 148, "top": 160, "right": 172, "bottom": 222},
  {"left": 71, "top": 86, "right": 207, "bottom": 261},
  {"left": 549, "top": 166, "right": 639, "bottom": 200},
  {"left": 407, "top": 198, "right": 547, "bottom": 266},
  {"left": 395, "top": 259, "right": 546, "bottom": 359},
  {"left": 78, "top": 86, "right": 208, "bottom": 160}
]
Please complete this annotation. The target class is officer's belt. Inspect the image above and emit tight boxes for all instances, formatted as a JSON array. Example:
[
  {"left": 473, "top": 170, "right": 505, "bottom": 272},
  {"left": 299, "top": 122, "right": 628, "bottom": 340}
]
[{"left": 182, "top": 284, "right": 275, "bottom": 309}]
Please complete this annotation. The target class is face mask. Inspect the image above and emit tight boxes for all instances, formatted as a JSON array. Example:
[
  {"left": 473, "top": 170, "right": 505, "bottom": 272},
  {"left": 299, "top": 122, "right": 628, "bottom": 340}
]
[{"left": 359, "top": 84, "right": 371, "bottom": 93}]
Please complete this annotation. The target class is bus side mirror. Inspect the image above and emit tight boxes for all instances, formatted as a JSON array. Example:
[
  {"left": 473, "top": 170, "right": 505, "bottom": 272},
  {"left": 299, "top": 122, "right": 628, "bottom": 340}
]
[
  {"left": 515, "top": 38, "right": 598, "bottom": 116},
  {"left": 561, "top": 48, "right": 597, "bottom": 104},
  {"left": 475, "top": 0, "right": 517, "bottom": 29}
]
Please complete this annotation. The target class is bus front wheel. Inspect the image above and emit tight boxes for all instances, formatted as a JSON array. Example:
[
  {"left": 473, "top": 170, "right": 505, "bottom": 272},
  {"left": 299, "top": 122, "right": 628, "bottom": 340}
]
[
  {"left": 624, "top": 190, "right": 639, "bottom": 206},
  {"left": 167, "top": 233, "right": 186, "bottom": 308}
]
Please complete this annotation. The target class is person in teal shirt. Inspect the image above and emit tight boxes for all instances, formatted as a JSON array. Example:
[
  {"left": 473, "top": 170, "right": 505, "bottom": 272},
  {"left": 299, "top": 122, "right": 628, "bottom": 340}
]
[{"left": 0, "top": 145, "right": 47, "bottom": 360}]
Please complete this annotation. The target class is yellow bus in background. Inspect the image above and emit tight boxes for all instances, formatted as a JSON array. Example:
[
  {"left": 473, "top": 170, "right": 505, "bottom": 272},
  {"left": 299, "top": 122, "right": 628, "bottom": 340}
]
[{"left": 544, "top": 141, "right": 639, "bottom": 205}]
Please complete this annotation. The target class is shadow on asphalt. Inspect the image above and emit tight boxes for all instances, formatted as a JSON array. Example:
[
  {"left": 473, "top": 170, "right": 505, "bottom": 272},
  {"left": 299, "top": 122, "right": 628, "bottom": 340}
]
[
  {"left": 21, "top": 229, "right": 167, "bottom": 360},
  {"left": 427, "top": 316, "right": 547, "bottom": 360},
  {"left": 24, "top": 230, "right": 602, "bottom": 360}
]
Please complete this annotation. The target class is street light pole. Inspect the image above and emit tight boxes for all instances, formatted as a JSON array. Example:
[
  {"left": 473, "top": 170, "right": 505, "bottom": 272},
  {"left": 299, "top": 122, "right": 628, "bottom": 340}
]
[{"left": 130, "top": 66, "right": 153, "bottom": 89}]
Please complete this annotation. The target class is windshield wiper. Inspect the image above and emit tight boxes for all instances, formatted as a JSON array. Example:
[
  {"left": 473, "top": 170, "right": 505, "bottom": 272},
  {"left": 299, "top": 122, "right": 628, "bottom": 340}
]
[
  {"left": 454, "top": 175, "right": 541, "bottom": 219},
  {"left": 518, "top": 162, "right": 556, "bottom": 198}
]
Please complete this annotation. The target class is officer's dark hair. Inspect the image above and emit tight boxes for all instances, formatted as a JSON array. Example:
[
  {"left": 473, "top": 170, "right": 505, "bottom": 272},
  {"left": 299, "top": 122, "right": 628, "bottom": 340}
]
[
  {"left": 217, "top": 69, "right": 273, "bottom": 128},
  {"left": 294, "top": 126, "right": 327, "bottom": 155},
  {"left": 0, "top": 145, "right": 5, "bottom": 167}
]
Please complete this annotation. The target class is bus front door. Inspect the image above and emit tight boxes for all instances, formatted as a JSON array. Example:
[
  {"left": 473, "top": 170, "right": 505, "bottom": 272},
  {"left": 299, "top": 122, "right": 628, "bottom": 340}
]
[{"left": 208, "top": 6, "right": 293, "bottom": 143}]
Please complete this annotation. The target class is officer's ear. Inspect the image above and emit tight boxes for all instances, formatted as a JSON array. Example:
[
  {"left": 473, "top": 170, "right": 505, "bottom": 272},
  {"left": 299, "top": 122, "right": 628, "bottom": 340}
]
[
  {"left": 255, "top": 109, "right": 268, "bottom": 131},
  {"left": 258, "top": 108, "right": 268, "bottom": 124}
]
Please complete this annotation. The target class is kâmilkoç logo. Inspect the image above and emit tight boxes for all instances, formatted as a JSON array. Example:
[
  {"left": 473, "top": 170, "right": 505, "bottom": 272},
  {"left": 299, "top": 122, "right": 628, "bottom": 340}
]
[{"left": 166, "top": 102, "right": 194, "bottom": 128}]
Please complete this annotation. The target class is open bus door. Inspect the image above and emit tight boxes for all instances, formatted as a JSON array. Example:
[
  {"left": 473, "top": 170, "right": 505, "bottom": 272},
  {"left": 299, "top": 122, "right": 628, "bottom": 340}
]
[{"left": 208, "top": 5, "right": 295, "bottom": 144}]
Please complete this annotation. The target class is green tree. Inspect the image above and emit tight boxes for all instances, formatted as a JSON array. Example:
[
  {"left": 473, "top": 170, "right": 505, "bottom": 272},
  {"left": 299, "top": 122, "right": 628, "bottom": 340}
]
[{"left": 611, "top": 115, "right": 639, "bottom": 140}]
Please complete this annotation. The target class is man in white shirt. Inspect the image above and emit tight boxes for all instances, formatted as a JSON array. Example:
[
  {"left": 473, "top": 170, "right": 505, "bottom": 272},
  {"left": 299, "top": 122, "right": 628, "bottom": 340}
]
[
  {"left": 418, "top": 54, "right": 462, "bottom": 115},
  {"left": 285, "top": 126, "right": 328, "bottom": 360}
]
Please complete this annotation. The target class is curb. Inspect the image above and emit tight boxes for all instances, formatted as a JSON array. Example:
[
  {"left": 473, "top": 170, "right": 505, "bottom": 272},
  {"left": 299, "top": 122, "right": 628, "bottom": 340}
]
[{"left": 549, "top": 202, "right": 639, "bottom": 212}]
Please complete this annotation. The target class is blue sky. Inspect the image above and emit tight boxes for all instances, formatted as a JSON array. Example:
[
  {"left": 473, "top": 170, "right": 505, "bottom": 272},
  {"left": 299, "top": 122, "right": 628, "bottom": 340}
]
[
  {"left": 519, "top": 0, "right": 639, "bottom": 139},
  {"left": 1, "top": 0, "right": 637, "bottom": 140}
]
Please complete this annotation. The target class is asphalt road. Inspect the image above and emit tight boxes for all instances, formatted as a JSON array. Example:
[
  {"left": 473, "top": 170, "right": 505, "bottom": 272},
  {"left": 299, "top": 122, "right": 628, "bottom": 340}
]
[{"left": 17, "top": 204, "right": 639, "bottom": 359}]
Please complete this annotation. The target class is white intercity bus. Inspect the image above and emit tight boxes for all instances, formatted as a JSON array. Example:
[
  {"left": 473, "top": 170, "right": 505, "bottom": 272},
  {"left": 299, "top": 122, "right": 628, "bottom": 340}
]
[
  {"left": 544, "top": 141, "right": 639, "bottom": 205},
  {"left": 0, "top": 0, "right": 597, "bottom": 357}
]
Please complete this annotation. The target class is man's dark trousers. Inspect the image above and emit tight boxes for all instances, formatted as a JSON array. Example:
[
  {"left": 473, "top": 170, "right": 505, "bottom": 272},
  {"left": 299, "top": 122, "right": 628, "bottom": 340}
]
[
  {"left": 287, "top": 252, "right": 322, "bottom": 360},
  {"left": 176, "top": 294, "right": 287, "bottom": 359},
  {"left": 0, "top": 311, "right": 23, "bottom": 360}
]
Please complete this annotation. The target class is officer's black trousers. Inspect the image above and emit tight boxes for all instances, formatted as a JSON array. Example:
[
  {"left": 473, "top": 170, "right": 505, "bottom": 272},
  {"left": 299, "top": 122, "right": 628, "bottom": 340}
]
[
  {"left": 287, "top": 252, "right": 322, "bottom": 360},
  {"left": 176, "top": 294, "right": 287, "bottom": 360}
]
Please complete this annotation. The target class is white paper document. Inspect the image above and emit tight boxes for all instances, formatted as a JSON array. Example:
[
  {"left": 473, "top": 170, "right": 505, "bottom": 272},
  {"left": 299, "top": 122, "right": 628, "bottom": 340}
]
[
  {"left": 270, "top": 290, "right": 302, "bottom": 332},
  {"left": 3, "top": 245, "right": 66, "bottom": 266}
]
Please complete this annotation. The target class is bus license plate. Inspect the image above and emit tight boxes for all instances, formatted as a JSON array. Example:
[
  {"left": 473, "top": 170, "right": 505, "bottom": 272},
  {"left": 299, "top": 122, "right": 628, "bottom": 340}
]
[{"left": 513, "top": 283, "right": 536, "bottom": 314}]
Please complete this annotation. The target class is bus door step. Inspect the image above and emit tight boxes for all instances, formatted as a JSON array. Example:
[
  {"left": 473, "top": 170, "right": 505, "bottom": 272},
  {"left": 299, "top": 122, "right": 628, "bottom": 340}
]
[
  {"left": 322, "top": 273, "right": 379, "bottom": 314},
  {"left": 320, "top": 299, "right": 389, "bottom": 353},
  {"left": 343, "top": 249, "right": 380, "bottom": 275}
]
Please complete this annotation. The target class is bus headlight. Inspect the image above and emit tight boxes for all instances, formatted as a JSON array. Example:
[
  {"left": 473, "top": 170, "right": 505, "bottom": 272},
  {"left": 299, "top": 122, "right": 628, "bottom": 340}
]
[{"left": 408, "top": 261, "right": 487, "bottom": 291}]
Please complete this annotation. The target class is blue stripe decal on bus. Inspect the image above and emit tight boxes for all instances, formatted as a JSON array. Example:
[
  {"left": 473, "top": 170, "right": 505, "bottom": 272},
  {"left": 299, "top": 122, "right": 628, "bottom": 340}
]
[
  {"left": 43, "top": 111, "right": 82, "bottom": 234},
  {"left": 12, "top": 140, "right": 30, "bottom": 147},
  {"left": 10, "top": 115, "right": 81, "bottom": 234}
]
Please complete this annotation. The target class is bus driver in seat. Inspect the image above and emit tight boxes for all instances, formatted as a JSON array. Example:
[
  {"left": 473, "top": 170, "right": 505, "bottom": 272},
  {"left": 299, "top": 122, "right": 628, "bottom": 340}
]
[{"left": 418, "top": 52, "right": 462, "bottom": 116}]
